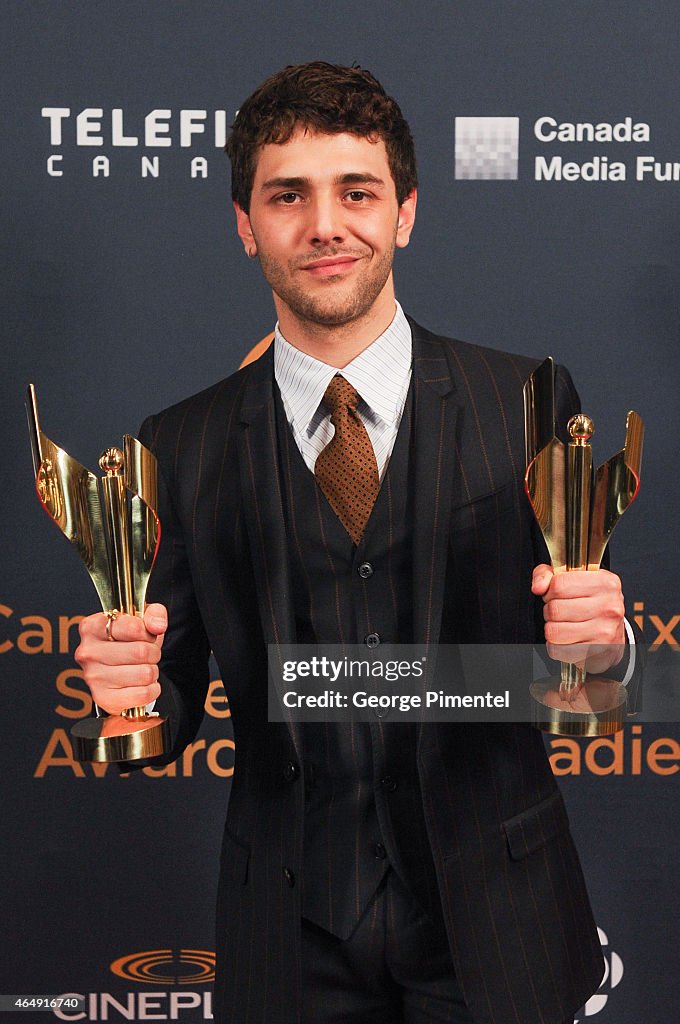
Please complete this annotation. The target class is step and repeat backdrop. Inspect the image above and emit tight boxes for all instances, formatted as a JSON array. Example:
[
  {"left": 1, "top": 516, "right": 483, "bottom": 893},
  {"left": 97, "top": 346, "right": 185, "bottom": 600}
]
[{"left": 2, "top": 2, "right": 678, "bottom": 1022}]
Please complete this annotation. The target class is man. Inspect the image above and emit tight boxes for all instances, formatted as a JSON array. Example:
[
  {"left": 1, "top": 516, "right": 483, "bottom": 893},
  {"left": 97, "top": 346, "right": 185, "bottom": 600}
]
[{"left": 76, "top": 63, "right": 633, "bottom": 1024}]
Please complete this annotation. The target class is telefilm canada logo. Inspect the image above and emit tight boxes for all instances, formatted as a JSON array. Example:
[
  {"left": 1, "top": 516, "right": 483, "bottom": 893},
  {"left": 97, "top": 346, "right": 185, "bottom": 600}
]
[
  {"left": 40, "top": 107, "right": 230, "bottom": 179},
  {"left": 455, "top": 114, "right": 680, "bottom": 182},
  {"left": 52, "top": 949, "right": 215, "bottom": 1020}
]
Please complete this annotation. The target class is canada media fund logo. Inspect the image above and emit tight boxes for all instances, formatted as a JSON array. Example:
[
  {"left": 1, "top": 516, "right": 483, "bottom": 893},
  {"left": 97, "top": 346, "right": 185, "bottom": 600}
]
[
  {"left": 455, "top": 116, "right": 520, "bottom": 179},
  {"left": 455, "top": 114, "right": 680, "bottom": 183}
]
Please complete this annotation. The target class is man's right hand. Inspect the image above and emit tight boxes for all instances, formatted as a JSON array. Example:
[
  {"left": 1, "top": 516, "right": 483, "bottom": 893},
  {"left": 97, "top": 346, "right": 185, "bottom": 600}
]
[{"left": 75, "top": 603, "right": 167, "bottom": 715}]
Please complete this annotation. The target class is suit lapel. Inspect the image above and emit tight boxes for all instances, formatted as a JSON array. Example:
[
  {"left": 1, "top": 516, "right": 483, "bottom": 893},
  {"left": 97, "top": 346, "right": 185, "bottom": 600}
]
[
  {"left": 409, "top": 321, "right": 460, "bottom": 647},
  {"left": 238, "top": 347, "right": 302, "bottom": 759}
]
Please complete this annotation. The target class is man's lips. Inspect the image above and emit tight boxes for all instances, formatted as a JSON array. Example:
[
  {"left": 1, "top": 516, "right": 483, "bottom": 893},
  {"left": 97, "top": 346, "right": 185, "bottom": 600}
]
[{"left": 301, "top": 256, "right": 360, "bottom": 277}]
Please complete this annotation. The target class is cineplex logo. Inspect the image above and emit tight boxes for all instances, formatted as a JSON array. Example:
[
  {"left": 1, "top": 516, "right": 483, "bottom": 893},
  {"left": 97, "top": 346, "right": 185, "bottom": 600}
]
[
  {"left": 53, "top": 949, "right": 215, "bottom": 1020},
  {"left": 455, "top": 115, "right": 680, "bottom": 182}
]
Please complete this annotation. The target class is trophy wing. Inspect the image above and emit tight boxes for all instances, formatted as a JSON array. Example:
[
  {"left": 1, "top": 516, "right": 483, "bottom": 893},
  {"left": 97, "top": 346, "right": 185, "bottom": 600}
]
[
  {"left": 523, "top": 357, "right": 567, "bottom": 572},
  {"left": 525, "top": 440, "right": 567, "bottom": 572},
  {"left": 523, "top": 356, "right": 557, "bottom": 465},
  {"left": 588, "top": 410, "right": 644, "bottom": 570},
  {"left": 33, "top": 433, "right": 116, "bottom": 613},
  {"left": 123, "top": 434, "right": 161, "bottom": 612},
  {"left": 26, "top": 383, "right": 115, "bottom": 612}
]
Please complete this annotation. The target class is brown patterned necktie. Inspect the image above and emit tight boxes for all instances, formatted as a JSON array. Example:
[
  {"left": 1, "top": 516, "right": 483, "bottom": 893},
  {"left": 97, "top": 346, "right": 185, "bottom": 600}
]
[{"left": 314, "top": 374, "right": 380, "bottom": 545}]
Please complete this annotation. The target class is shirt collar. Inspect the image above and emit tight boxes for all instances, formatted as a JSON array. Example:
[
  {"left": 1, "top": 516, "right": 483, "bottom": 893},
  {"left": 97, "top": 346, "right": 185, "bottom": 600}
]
[{"left": 274, "top": 302, "right": 412, "bottom": 436}]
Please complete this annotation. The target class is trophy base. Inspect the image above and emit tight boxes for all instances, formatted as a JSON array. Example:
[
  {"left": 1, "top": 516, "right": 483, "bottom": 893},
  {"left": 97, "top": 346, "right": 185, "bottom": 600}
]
[
  {"left": 71, "top": 714, "right": 170, "bottom": 763},
  {"left": 530, "top": 676, "right": 627, "bottom": 736}
]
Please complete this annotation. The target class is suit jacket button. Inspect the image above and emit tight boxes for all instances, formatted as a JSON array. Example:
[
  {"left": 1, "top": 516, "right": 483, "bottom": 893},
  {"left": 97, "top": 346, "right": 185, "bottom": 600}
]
[
  {"left": 283, "top": 867, "right": 295, "bottom": 887},
  {"left": 365, "top": 632, "right": 381, "bottom": 648},
  {"left": 374, "top": 842, "right": 387, "bottom": 859},
  {"left": 283, "top": 761, "right": 300, "bottom": 782},
  {"left": 358, "top": 562, "right": 374, "bottom": 579},
  {"left": 380, "top": 775, "right": 398, "bottom": 792}
]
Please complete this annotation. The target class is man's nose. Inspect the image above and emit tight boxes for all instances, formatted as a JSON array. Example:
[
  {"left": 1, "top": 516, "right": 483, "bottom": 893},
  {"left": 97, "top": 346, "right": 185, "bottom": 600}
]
[{"left": 306, "top": 195, "right": 345, "bottom": 245}]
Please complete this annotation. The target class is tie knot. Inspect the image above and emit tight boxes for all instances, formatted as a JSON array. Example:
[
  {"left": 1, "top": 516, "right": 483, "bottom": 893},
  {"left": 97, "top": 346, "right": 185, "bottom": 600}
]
[{"left": 322, "top": 374, "right": 360, "bottom": 414}]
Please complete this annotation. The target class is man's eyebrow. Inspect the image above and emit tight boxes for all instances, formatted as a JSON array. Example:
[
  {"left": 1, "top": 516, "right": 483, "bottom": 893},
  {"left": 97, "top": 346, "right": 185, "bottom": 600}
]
[
  {"left": 259, "top": 172, "right": 387, "bottom": 192},
  {"left": 259, "top": 176, "right": 309, "bottom": 192},
  {"left": 335, "top": 173, "right": 386, "bottom": 188}
]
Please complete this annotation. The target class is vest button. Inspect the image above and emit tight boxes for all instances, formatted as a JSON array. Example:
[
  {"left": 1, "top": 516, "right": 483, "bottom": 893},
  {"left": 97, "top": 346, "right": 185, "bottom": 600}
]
[
  {"left": 283, "top": 761, "right": 299, "bottom": 782},
  {"left": 358, "top": 562, "right": 374, "bottom": 579},
  {"left": 374, "top": 842, "right": 387, "bottom": 859},
  {"left": 365, "top": 632, "right": 381, "bottom": 648},
  {"left": 283, "top": 867, "right": 295, "bottom": 887},
  {"left": 380, "top": 775, "right": 398, "bottom": 792}
]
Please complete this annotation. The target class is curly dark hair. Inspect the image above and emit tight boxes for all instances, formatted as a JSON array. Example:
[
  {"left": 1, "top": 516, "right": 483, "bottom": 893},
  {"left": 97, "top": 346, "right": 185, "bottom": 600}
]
[{"left": 226, "top": 62, "right": 417, "bottom": 212}]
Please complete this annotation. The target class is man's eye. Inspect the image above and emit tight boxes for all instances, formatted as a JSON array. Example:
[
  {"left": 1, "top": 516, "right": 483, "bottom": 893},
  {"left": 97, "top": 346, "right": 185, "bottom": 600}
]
[
  {"left": 276, "top": 192, "right": 300, "bottom": 204},
  {"left": 346, "top": 191, "right": 369, "bottom": 202}
]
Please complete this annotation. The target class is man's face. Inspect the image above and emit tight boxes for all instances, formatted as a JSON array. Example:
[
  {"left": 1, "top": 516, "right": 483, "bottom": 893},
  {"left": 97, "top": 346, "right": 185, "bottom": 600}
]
[{"left": 234, "top": 129, "right": 416, "bottom": 331}]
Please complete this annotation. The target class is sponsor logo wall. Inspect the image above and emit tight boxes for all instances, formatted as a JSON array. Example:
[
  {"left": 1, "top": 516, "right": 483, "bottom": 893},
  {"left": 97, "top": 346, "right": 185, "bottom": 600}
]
[{"left": 3, "top": 3, "right": 678, "bottom": 1021}]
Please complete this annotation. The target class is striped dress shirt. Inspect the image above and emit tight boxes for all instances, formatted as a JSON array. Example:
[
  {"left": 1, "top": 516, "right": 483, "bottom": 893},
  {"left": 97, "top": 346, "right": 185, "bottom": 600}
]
[{"left": 274, "top": 301, "right": 412, "bottom": 480}]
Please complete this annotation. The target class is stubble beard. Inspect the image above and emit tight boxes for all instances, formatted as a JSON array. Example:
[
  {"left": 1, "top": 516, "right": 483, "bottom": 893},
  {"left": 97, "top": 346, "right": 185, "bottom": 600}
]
[{"left": 257, "top": 242, "right": 396, "bottom": 329}]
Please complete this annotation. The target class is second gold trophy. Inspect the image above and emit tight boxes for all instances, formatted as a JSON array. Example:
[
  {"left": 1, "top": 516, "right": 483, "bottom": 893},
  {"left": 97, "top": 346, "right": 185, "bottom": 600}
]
[{"left": 524, "top": 358, "right": 644, "bottom": 735}]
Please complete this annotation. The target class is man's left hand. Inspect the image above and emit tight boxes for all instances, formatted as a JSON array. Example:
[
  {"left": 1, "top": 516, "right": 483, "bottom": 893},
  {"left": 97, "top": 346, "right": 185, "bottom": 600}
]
[{"left": 531, "top": 564, "right": 626, "bottom": 674}]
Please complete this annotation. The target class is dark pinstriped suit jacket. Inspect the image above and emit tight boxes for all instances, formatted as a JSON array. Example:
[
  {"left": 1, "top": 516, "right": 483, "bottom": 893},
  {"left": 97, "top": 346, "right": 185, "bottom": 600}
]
[{"left": 141, "top": 319, "right": 605, "bottom": 1024}]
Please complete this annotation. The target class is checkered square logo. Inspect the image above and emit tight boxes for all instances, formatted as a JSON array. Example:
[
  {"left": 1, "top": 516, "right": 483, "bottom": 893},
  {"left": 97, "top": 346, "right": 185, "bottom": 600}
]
[{"left": 455, "top": 117, "right": 519, "bottom": 180}]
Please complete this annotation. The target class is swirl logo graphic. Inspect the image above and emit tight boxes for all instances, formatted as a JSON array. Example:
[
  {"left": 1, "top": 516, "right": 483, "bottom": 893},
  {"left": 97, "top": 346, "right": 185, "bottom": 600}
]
[
  {"left": 110, "top": 949, "right": 215, "bottom": 985},
  {"left": 574, "top": 928, "right": 624, "bottom": 1021}
]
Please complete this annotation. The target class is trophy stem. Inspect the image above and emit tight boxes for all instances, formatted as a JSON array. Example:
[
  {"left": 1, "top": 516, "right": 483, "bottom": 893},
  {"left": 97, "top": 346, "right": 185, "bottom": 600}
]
[
  {"left": 99, "top": 448, "right": 147, "bottom": 722},
  {"left": 560, "top": 660, "right": 584, "bottom": 695},
  {"left": 558, "top": 415, "right": 595, "bottom": 701},
  {"left": 566, "top": 427, "right": 592, "bottom": 571},
  {"left": 69, "top": 445, "right": 170, "bottom": 763},
  {"left": 102, "top": 472, "right": 135, "bottom": 615}
]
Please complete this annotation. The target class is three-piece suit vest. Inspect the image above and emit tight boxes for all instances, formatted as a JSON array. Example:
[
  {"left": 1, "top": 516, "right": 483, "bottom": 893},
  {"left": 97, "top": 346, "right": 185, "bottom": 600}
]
[{"left": 274, "top": 384, "right": 443, "bottom": 940}]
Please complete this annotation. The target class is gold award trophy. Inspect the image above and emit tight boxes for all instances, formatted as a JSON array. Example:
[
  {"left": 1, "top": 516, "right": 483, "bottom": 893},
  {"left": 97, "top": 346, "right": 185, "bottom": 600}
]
[
  {"left": 27, "top": 384, "right": 169, "bottom": 762},
  {"left": 524, "top": 358, "right": 644, "bottom": 736}
]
